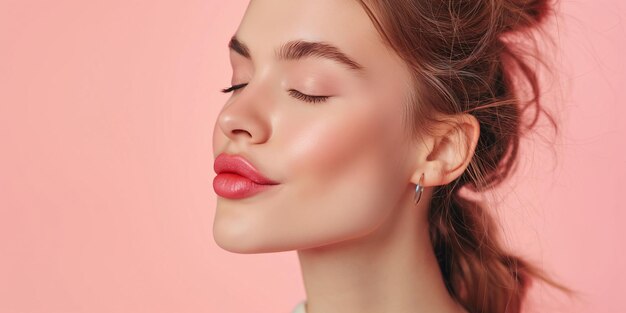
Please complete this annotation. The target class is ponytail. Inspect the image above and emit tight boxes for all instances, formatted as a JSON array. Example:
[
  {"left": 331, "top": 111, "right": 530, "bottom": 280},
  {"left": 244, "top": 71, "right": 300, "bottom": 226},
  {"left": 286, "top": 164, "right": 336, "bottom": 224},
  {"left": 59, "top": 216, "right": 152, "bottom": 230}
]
[{"left": 430, "top": 180, "right": 538, "bottom": 313}]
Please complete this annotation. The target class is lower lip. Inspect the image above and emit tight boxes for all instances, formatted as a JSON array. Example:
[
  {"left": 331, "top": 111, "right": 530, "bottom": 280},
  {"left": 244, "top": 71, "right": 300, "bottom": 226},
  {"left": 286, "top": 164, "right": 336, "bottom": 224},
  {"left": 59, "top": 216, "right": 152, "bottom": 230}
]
[{"left": 213, "top": 173, "right": 278, "bottom": 199}]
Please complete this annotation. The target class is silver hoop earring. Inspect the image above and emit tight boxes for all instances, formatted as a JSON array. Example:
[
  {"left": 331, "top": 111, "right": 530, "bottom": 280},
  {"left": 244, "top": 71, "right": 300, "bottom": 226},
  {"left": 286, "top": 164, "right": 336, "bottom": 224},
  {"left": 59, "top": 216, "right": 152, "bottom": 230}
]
[{"left": 414, "top": 173, "right": 425, "bottom": 205}]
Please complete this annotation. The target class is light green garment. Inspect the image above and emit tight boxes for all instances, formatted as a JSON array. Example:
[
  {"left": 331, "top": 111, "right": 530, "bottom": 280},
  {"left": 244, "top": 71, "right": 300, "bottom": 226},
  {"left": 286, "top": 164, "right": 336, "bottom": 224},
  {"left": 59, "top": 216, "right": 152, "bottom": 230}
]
[{"left": 290, "top": 300, "right": 307, "bottom": 313}]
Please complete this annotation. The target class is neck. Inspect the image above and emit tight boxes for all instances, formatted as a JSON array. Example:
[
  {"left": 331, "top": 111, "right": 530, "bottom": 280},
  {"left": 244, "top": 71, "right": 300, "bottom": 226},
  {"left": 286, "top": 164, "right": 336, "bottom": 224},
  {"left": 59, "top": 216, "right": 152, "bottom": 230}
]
[{"left": 296, "top": 189, "right": 466, "bottom": 313}]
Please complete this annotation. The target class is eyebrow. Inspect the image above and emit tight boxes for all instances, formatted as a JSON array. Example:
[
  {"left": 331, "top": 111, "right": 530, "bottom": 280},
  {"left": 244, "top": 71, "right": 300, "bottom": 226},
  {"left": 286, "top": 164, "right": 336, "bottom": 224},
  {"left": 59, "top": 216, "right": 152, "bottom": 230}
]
[{"left": 228, "top": 35, "right": 366, "bottom": 74}]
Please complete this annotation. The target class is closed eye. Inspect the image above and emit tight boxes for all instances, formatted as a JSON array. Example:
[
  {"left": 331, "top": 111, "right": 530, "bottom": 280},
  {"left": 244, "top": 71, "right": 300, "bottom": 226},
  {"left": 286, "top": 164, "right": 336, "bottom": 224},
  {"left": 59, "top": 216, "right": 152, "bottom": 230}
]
[
  {"left": 287, "top": 89, "right": 330, "bottom": 103},
  {"left": 221, "top": 83, "right": 331, "bottom": 104},
  {"left": 221, "top": 83, "right": 247, "bottom": 93}
]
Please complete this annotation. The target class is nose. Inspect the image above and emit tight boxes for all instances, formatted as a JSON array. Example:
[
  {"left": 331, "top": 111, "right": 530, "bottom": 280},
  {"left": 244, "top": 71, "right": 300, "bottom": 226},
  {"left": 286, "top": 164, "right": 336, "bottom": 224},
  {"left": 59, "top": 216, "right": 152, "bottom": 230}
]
[{"left": 216, "top": 89, "right": 272, "bottom": 145}]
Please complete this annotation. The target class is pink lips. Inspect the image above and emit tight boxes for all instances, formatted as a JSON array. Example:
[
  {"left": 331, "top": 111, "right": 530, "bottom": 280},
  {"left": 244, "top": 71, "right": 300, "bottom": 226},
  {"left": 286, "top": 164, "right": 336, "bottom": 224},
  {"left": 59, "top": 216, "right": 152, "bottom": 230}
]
[{"left": 212, "top": 153, "right": 280, "bottom": 199}]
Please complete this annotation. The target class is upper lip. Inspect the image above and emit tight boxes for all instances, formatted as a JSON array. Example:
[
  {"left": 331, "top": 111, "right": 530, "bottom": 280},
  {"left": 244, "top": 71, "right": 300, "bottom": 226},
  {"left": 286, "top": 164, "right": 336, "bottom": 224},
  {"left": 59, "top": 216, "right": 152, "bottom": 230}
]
[{"left": 214, "top": 153, "right": 280, "bottom": 185}]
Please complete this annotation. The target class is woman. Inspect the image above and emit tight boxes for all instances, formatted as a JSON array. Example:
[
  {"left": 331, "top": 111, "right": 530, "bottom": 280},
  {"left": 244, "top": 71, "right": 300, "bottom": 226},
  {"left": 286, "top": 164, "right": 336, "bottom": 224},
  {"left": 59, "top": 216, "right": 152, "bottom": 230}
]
[{"left": 212, "top": 0, "right": 573, "bottom": 312}]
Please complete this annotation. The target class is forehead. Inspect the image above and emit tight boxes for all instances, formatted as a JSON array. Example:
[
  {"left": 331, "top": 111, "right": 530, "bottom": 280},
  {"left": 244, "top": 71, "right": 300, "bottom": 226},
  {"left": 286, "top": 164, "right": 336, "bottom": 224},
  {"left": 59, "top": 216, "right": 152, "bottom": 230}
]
[{"left": 234, "top": 0, "right": 401, "bottom": 77}]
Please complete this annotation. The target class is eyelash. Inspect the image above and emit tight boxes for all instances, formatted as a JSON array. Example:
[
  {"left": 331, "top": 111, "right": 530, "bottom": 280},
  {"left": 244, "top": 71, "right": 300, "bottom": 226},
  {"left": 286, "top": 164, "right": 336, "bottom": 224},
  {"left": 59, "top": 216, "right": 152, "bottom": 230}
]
[{"left": 220, "top": 83, "right": 330, "bottom": 103}]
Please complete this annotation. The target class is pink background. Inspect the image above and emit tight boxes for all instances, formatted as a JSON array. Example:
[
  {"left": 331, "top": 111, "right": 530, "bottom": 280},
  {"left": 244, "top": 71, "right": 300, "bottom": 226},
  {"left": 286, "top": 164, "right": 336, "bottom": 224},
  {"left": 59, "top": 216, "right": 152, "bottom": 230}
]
[{"left": 0, "top": 1, "right": 624, "bottom": 312}]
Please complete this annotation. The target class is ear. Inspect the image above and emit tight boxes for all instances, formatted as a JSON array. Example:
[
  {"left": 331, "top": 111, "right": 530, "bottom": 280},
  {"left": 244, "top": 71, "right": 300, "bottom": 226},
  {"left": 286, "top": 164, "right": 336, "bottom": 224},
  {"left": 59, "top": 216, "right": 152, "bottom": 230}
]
[{"left": 409, "top": 113, "right": 480, "bottom": 187}]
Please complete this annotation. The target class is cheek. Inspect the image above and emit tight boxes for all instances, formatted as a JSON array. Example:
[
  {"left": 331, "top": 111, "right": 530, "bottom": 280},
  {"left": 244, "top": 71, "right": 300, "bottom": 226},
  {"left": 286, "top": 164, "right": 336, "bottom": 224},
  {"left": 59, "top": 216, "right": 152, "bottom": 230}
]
[
  {"left": 284, "top": 93, "right": 406, "bottom": 180},
  {"left": 278, "top": 98, "right": 409, "bottom": 243}
]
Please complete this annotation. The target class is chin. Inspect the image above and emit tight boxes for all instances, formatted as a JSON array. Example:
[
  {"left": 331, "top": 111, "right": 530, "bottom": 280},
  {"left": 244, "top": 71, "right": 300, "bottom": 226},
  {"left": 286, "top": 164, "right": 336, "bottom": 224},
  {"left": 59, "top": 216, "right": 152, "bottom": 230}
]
[
  {"left": 212, "top": 222, "right": 295, "bottom": 254},
  {"left": 214, "top": 239, "right": 299, "bottom": 254}
]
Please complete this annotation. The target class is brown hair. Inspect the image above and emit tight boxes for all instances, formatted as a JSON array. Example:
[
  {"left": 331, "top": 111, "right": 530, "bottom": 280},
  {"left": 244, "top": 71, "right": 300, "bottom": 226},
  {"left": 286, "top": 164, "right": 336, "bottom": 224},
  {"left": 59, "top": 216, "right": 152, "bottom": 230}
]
[{"left": 355, "top": 0, "right": 576, "bottom": 312}]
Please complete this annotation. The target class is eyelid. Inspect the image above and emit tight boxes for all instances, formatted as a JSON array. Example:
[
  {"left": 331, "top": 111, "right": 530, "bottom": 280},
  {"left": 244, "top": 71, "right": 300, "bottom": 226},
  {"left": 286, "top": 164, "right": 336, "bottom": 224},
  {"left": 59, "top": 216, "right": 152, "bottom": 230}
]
[
  {"left": 287, "top": 89, "right": 330, "bottom": 103},
  {"left": 220, "top": 83, "right": 331, "bottom": 103}
]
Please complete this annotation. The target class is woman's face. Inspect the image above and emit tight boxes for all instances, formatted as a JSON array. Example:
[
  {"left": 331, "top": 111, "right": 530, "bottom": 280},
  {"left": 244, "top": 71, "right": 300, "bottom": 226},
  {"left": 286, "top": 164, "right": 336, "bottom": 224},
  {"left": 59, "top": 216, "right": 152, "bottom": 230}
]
[{"left": 212, "top": 0, "right": 417, "bottom": 253}]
